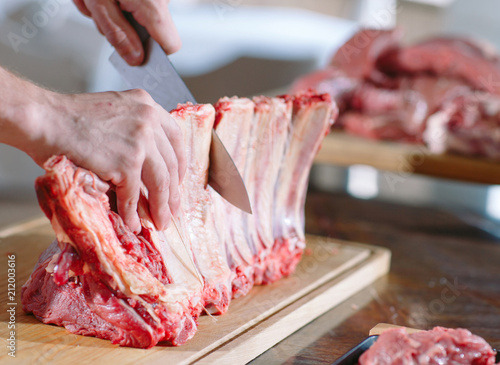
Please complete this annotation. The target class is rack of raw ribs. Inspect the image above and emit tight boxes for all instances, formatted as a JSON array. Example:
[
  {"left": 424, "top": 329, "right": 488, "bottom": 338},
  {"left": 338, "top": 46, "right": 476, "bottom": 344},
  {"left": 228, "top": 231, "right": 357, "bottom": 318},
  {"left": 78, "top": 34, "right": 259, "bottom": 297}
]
[{"left": 21, "top": 91, "right": 337, "bottom": 348}]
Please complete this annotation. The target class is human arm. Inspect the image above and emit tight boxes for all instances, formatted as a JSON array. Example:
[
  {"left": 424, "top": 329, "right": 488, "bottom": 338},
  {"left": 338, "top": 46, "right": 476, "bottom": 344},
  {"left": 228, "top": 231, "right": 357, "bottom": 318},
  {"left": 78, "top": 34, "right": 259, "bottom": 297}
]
[
  {"left": 73, "top": 0, "right": 181, "bottom": 66},
  {"left": 0, "top": 66, "right": 186, "bottom": 233}
]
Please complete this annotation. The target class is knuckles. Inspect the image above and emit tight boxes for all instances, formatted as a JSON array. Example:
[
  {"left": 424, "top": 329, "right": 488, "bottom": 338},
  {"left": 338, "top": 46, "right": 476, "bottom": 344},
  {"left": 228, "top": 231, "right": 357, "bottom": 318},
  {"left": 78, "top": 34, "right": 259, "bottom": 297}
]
[
  {"left": 128, "top": 88, "right": 155, "bottom": 104},
  {"left": 135, "top": 104, "right": 158, "bottom": 123},
  {"left": 104, "top": 27, "right": 128, "bottom": 48}
]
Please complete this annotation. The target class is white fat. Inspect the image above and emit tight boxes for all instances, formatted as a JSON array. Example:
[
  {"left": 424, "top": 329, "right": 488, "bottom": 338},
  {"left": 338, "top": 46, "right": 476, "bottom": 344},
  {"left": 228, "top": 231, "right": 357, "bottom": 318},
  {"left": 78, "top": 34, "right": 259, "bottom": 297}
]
[
  {"left": 45, "top": 253, "right": 60, "bottom": 274},
  {"left": 482, "top": 97, "right": 500, "bottom": 117},
  {"left": 51, "top": 215, "right": 73, "bottom": 245},
  {"left": 423, "top": 111, "right": 449, "bottom": 154}
]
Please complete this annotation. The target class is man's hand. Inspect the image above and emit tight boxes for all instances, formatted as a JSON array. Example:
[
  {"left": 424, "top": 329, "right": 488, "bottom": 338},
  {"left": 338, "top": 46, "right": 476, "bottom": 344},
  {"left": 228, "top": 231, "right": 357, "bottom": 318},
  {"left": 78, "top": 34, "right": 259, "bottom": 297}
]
[
  {"left": 31, "top": 89, "right": 186, "bottom": 233},
  {"left": 73, "top": 0, "right": 181, "bottom": 65}
]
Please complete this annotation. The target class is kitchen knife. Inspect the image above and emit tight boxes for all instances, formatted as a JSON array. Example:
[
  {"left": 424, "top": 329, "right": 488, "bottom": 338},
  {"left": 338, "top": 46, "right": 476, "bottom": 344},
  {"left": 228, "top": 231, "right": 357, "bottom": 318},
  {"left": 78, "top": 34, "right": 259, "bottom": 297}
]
[{"left": 109, "top": 13, "right": 252, "bottom": 214}]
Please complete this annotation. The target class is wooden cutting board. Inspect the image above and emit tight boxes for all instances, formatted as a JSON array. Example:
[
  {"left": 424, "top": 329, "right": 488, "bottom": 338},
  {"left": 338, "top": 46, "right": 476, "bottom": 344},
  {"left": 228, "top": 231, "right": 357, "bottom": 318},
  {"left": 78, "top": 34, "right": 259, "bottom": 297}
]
[
  {"left": 315, "top": 132, "right": 500, "bottom": 185},
  {"left": 0, "top": 217, "right": 390, "bottom": 365}
]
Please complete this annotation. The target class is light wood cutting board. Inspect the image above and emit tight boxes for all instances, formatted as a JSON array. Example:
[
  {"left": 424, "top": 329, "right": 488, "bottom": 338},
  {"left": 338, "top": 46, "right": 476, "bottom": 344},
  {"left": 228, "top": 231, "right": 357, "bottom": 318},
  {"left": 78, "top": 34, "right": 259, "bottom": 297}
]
[
  {"left": 0, "top": 217, "right": 390, "bottom": 365},
  {"left": 315, "top": 132, "right": 500, "bottom": 185}
]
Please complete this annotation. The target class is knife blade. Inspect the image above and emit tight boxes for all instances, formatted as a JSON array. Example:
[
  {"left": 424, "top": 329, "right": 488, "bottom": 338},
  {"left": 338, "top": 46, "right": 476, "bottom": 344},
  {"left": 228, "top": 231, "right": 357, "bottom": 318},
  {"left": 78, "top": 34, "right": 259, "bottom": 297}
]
[{"left": 109, "top": 13, "right": 252, "bottom": 214}]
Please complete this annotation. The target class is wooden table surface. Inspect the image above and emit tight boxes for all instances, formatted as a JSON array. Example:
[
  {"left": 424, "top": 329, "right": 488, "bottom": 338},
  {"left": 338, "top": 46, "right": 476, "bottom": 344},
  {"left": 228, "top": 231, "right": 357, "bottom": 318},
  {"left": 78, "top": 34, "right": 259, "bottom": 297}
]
[
  {"left": 252, "top": 191, "right": 500, "bottom": 364},
  {"left": 1, "top": 192, "right": 499, "bottom": 364}
]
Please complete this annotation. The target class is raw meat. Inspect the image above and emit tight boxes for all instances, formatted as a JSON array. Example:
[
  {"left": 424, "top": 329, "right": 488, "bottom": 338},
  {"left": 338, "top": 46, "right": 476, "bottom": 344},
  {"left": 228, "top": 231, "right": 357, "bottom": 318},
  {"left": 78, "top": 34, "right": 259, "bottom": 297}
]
[
  {"left": 211, "top": 97, "right": 258, "bottom": 298},
  {"left": 341, "top": 83, "right": 428, "bottom": 142},
  {"left": 290, "top": 29, "right": 402, "bottom": 113},
  {"left": 330, "top": 28, "right": 403, "bottom": 85},
  {"left": 268, "top": 93, "right": 337, "bottom": 283},
  {"left": 172, "top": 104, "right": 232, "bottom": 315},
  {"left": 359, "top": 327, "right": 498, "bottom": 365},
  {"left": 21, "top": 92, "right": 335, "bottom": 348},
  {"left": 290, "top": 67, "right": 358, "bottom": 114},
  {"left": 377, "top": 38, "right": 500, "bottom": 94},
  {"left": 291, "top": 28, "right": 500, "bottom": 160},
  {"left": 424, "top": 93, "right": 500, "bottom": 160},
  {"left": 236, "top": 96, "right": 292, "bottom": 285}
]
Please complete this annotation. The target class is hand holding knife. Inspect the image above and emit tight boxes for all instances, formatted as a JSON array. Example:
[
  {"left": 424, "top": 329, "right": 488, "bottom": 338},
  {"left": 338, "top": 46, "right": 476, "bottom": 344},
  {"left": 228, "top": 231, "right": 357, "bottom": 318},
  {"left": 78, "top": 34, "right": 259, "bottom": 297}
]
[{"left": 110, "top": 12, "right": 252, "bottom": 215}]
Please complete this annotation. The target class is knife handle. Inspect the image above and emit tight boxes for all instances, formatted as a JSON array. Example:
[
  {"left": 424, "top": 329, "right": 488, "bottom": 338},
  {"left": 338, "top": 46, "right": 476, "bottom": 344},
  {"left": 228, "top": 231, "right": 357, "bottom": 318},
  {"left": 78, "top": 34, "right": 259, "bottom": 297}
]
[
  {"left": 369, "top": 323, "right": 422, "bottom": 336},
  {"left": 123, "top": 11, "right": 150, "bottom": 43}
]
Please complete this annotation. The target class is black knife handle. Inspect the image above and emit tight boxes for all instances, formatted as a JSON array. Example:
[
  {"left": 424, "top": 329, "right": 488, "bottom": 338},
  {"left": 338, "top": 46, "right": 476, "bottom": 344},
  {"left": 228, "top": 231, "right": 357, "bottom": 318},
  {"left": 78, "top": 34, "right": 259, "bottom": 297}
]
[
  {"left": 331, "top": 336, "right": 378, "bottom": 365},
  {"left": 123, "top": 11, "right": 150, "bottom": 43}
]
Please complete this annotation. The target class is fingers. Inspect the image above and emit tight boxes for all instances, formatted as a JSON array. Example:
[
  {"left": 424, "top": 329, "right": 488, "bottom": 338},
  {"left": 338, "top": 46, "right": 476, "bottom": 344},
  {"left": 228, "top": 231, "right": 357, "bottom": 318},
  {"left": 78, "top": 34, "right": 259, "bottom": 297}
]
[
  {"left": 162, "top": 115, "right": 187, "bottom": 182},
  {"left": 141, "top": 149, "right": 172, "bottom": 231},
  {"left": 154, "top": 130, "right": 181, "bottom": 216},
  {"left": 73, "top": 0, "right": 91, "bottom": 17},
  {"left": 66, "top": 88, "right": 185, "bottom": 234},
  {"left": 143, "top": 6, "right": 182, "bottom": 55},
  {"left": 121, "top": 0, "right": 182, "bottom": 55},
  {"left": 115, "top": 171, "right": 142, "bottom": 234},
  {"left": 84, "top": 0, "right": 144, "bottom": 65},
  {"left": 76, "top": 0, "right": 181, "bottom": 66}
]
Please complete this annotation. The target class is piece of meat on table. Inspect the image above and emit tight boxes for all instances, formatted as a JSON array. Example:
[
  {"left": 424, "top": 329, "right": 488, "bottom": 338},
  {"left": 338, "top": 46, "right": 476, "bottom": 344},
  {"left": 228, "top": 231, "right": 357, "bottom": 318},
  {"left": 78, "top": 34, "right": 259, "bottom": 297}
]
[
  {"left": 290, "top": 28, "right": 402, "bottom": 113},
  {"left": 21, "top": 92, "right": 335, "bottom": 348},
  {"left": 378, "top": 37, "right": 500, "bottom": 94},
  {"left": 341, "top": 82, "right": 428, "bottom": 143},
  {"left": 424, "top": 93, "right": 500, "bottom": 161},
  {"left": 330, "top": 28, "right": 403, "bottom": 86},
  {"left": 359, "top": 327, "right": 498, "bottom": 365},
  {"left": 289, "top": 28, "right": 500, "bottom": 159}
]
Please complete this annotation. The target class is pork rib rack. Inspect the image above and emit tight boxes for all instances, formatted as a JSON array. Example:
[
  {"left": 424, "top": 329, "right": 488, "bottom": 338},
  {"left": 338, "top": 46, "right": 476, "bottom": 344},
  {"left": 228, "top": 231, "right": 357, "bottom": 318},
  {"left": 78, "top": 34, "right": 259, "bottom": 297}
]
[{"left": 21, "top": 92, "right": 336, "bottom": 348}]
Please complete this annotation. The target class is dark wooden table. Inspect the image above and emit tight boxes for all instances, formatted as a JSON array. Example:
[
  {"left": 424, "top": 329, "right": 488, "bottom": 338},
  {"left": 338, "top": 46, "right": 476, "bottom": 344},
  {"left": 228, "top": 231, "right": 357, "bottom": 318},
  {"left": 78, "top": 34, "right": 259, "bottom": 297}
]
[{"left": 251, "top": 191, "right": 500, "bottom": 364}]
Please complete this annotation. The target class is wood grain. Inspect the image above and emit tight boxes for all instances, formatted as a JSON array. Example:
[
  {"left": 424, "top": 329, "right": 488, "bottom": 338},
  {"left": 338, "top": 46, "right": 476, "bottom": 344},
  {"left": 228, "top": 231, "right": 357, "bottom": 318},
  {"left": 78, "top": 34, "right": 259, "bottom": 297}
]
[
  {"left": 314, "top": 132, "right": 500, "bottom": 184},
  {"left": 369, "top": 323, "right": 422, "bottom": 336},
  {"left": 0, "top": 220, "right": 390, "bottom": 365}
]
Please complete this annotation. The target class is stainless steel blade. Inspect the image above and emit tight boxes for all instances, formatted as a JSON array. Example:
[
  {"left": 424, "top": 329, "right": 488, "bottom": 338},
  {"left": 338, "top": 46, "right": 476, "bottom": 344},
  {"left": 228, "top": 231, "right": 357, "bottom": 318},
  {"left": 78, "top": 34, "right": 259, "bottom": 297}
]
[{"left": 109, "top": 31, "right": 252, "bottom": 214}]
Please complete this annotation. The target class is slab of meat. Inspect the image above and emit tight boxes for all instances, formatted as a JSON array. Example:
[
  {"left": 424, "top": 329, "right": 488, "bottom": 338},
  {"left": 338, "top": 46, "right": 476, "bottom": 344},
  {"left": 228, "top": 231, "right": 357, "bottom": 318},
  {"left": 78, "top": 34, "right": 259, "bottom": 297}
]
[
  {"left": 290, "top": 67, "right": 358, "bottom": 115},
  {"left": 358, "top": 327, "right": 498, "bottom": 365},
  {"left": 424, "top": 93, "right": 500, "bottom": 161},
  {"left": 21, "top": 92, "right": 335, "bottom": 348},
  {"left": 291, "top": 28, "right": 500, "bottom": 159},
  {"left": 330, "top": 28, "right": 403, "bottom": 85},
  {"left": 211, "top": 97, "right": 257, "bottom": 298},
  {"left": 377, "top": 37, "right": 500, "bottom": 94},
  {"left": 290, "top": 29, "right": 402, "bottom": 113},
  {"left": 341, "top": 83, "right": 427, "bottom": 142},
  {"left": 238, "top": 96, "right": 293, "bottom": 285},
  {"left": 23, "top": 156, "right": 203, "bottom": 348},
  {"left": 267, "top": 93, "right": 337, "bottom": 283}
]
